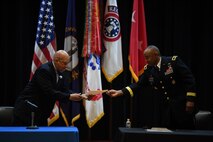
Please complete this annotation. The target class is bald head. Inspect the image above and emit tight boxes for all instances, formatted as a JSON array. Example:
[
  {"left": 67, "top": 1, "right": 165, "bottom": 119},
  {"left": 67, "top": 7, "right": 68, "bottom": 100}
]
[
  {"left": 53, "top": 50, "right": 70, "bottom": 62},
  {"left": 53, "top": 50, "right": 70, "bottom": 72},
  {"left": 144, "top": 45, "right": 161, "bottom": 66}
]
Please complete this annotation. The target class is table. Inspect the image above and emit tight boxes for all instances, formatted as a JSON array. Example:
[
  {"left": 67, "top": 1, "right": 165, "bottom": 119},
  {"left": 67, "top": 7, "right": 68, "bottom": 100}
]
[
  {"left": 115, "top": 127, "right": 213, "bottom": 142},
  {"left": 0, "top": 126, "right": 79, "bottom": 142}
]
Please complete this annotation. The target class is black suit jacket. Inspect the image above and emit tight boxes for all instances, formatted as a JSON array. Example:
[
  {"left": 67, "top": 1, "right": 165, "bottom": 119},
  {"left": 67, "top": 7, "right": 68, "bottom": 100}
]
[{"left": 14, "top": 62, "right": 71, "bottom": 126}]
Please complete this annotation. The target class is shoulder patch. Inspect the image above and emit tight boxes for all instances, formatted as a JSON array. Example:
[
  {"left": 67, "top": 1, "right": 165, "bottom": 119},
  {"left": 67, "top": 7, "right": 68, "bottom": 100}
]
[
  {"left": 172, "top": 56, "right": 178, "bottom": 61},
  {"left": 144, "top": 64, "right": 148, "bottom": 70}
]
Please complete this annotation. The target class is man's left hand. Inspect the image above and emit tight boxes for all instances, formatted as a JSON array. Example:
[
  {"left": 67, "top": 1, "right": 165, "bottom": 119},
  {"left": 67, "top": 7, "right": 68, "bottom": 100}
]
[{"left": 186, "top": 101, "right": 194, "bottom": 112}]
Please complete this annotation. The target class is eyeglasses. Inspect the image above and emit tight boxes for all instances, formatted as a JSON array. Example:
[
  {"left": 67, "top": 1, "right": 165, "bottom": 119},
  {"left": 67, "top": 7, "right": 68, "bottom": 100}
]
[{"left": 58, "top": 59, "right": 69, "bottom": 66}]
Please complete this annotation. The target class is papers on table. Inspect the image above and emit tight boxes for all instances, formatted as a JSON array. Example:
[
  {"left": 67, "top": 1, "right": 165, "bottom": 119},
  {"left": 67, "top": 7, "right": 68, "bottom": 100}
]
[{"left": 146, "top": 127, "right": 173, "bottom": 132}]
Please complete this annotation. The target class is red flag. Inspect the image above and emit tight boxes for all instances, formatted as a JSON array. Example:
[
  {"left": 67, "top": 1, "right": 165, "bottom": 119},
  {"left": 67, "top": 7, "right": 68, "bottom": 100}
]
[
  {"left": 30, "top": 0, "right": 59, "bottom": 126},
  {"left": 129, "top": 0, "right": 147, "bottom": 82}
]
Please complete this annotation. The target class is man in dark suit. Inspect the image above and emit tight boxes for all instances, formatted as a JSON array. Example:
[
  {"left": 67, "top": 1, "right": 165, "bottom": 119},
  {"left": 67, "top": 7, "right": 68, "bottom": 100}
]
[
  {"left": 13, "top": 50, "right": 88, "bottom": 126},
  {"left": 107, "top": 45, "right": 197, "bottom": 130}
]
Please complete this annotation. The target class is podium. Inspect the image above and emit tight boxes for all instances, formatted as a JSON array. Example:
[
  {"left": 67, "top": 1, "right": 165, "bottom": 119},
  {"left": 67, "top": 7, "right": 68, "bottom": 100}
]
[{"left": 0, "top": 126, "right": 79, "bottom": 142}]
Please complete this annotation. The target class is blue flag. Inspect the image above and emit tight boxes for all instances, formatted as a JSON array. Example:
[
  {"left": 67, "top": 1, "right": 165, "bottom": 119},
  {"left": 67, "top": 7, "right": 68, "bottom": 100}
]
[{"left": 61, "top": 0, "right": 81, "bottom": 126}]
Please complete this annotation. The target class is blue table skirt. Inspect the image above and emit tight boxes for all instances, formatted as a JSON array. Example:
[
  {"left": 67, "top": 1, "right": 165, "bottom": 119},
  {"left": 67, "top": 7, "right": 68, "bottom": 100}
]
[{"left": 0, "top": 126, "right": 79, "bottom": 142}]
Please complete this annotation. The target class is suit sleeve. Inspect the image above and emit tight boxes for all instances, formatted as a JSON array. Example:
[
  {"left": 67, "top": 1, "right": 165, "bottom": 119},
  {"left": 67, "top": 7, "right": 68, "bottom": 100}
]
[{"left": 34, "top": 68, "right": 70, "bottom": 100}]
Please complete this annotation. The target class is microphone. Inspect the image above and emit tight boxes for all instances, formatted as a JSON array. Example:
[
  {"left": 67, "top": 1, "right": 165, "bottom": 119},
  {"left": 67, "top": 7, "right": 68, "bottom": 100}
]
[
  {"left": 25, "top": 100, "right": 39, "bottom": 129},
  {"left": 25, "top": 100, "right": 38, "bottom": 111}
]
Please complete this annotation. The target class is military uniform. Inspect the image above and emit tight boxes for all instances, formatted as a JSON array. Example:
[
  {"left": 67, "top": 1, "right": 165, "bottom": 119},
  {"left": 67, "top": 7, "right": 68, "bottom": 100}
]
[{"left": 122, "top": 56, "right": 196, "bottom": 129}]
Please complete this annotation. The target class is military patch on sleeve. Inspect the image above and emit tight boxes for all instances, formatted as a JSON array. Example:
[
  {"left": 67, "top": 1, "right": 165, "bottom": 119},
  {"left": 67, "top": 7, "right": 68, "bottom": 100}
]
[{"left": 172, "top": 56, "right": 177, "bottom": 61}]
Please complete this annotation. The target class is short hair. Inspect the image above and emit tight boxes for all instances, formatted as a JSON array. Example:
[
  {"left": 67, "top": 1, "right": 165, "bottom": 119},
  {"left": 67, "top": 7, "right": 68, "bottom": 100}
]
[{"left": 146, "top": 45, "right": 161, "bottom": 55}]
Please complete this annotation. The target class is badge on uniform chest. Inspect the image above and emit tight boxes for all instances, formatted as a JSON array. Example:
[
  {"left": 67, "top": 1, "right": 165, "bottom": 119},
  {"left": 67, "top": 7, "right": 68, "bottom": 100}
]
[
  {"left": 148, "top": 75, "right": 154, "bottom": 85},
  {"left": 164, "top": 64, "right": 173, "bottom": 75}
]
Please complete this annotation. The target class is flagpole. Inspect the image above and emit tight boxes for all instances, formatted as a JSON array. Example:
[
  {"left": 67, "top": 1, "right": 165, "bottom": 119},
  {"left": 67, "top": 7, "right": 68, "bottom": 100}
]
[
  {"left": 88, "top": 127, "right": 91, "bottom": 140},
  {"left": 129, "top": 0, "right": 148, "bottom": 128},
  {"left": 109, "top": 84, "right": 112, "bottom": 140},
  {"left": 130, "top": 77, "right": 133, "bottom": 124},
  {"left": 102, "top": 0, "right": 123, "bottom": 140}
]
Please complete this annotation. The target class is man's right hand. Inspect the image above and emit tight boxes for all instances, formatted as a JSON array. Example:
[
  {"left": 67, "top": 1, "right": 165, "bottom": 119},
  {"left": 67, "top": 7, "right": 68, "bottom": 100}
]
[
  {"left": 69, "top": 93, "right": 95, "bottom": 101},
  {"left": 69, "top": 93, "right": 83, "bottom": 101}
]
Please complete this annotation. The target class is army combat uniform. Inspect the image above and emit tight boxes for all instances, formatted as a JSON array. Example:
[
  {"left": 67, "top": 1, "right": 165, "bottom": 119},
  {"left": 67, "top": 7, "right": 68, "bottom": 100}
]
[{"left": 122, "top": 56, "right": 196, "bottom": 129}]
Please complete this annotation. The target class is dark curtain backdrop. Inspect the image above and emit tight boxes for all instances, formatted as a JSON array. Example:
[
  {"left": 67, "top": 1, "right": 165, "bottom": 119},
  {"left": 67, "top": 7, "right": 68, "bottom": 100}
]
[{"left": 1, "top": 0, "right": 213, "bottom": 141}]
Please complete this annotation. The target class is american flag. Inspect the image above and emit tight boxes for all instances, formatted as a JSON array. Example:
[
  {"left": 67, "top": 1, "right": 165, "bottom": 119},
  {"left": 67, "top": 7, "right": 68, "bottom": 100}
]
[
  {"left": 30, "top": 0, "right": 56, "bottom": 79},
  {"left": 30, "top": 0, "right": 58, "bottom": 126}
]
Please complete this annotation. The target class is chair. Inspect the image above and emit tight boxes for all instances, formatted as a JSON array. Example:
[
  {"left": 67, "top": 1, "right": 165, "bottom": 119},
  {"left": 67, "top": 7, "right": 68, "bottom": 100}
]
[
  {"left": 195, "top": 110, "right": 213, "bottom": 130},
  {"left": 0, "top": 106, "right": 14, "bottom": 126}
]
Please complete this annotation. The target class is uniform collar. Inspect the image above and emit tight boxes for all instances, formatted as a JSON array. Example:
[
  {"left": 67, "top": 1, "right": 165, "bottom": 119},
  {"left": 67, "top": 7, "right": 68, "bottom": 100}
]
[{"left": 156, "top": 57, "right": 162, "bottom": 70}]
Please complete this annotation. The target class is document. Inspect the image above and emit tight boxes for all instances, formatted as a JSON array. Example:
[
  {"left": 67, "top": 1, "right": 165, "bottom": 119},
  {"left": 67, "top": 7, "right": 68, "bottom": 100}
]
[
  {"left": 146, "top": 127, "right": 172, "bottom": 132},
  {"left": 87, "top": 90, "right": 108, "bottom": 95}
]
